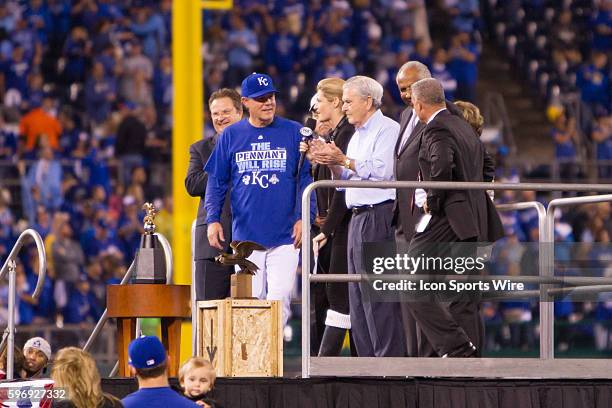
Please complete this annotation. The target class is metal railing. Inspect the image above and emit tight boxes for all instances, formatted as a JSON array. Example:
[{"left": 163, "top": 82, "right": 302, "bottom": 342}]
[
  {"left": 301, "top": 180, "right": 612, "bottom": 378},
  {"left": 493, "top": 201, "right": 550, "bottom": 357},
  {"left": 83, "top": 232, "right": 173, "bottom": 377},
  {"left": 0, "top": 229, "right": 46, "bottom": 380}
]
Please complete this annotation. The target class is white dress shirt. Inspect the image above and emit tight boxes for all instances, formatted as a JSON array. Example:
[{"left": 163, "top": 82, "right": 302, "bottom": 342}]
[
  {"left": 414, "top": 107, "right": 447, "bottom": 206},
  {"left": 427, "top": 107, "right": 446, "bottom": 124},
  {"left": 414, "top": 107, "right": 448, "bottom": 231},
  {"left": 339, "top": 109, "right": 400, "bottom": 208}
]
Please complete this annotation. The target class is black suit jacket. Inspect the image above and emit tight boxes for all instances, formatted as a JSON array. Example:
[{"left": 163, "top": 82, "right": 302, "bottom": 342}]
[
  {"left": 418, "top": 110, "right": 504, "bottom": 242},
  {"left": 393, "top": 101, "right": 463, "bottom": 241},
  {"left": 185, "top": 138, "right": 232, "bottom": 259}
]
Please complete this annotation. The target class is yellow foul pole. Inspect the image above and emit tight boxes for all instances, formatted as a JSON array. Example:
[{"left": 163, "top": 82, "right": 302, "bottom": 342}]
[{"left": 172, "top": 0, "right": 202, "bottom": 364}]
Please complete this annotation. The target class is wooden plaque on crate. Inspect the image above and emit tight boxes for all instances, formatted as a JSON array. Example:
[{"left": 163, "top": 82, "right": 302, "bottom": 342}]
[{"left": 196, "top": 299, "right": 283, "bottom": 377}]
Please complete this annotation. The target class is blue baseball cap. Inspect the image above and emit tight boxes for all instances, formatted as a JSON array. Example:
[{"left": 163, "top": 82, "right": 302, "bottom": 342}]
[
  {"left": 241, "top": 72, "right": 277, "bottom": 98},
  {"left": 128, "top": 336, "right": 167, "bottom": 369}
]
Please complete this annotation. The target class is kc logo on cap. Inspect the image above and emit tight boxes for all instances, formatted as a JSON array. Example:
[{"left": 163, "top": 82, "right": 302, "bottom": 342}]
[{"left": 242, "top": 72, "right": 277, "bottom": 99}]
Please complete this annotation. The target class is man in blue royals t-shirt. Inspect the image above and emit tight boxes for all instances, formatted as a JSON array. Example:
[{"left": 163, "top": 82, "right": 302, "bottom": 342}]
[{"left": 205, "top": 72, "right": 313, "bottom": 327}]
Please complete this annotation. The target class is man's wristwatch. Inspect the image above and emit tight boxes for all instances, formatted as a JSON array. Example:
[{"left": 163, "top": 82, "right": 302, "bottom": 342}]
[{"left": 343, "top": 157, "right": 351, "bottom": 169}]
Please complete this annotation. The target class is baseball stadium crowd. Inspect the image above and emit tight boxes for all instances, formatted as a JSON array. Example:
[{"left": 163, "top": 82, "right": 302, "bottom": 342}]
[{"left": 0, "top": 0, "right": 607, "bottom": 368}]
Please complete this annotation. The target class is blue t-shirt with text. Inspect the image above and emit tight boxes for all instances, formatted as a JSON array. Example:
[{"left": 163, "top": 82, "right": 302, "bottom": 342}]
[{"left": 204, "top": 117, "right": 314, "bottom": 248}]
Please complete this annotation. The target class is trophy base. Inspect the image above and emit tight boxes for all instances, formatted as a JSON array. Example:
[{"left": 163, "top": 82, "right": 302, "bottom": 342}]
[
  {"left": 133, "top": 278, "right": 167, "bottom": 284},
  {"left": 133, "top": 247, "right": 167, "bottom": 284},
  {"left": 231, "top": 274, "right": 253, "bottom": 299}
]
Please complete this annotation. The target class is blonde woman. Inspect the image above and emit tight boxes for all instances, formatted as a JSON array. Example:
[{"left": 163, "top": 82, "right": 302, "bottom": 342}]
[
  {"left": 51, "top": 347, "right": 122, "bottom": 408},
  {"left": 454, "top": 100, "right": 484, "bottom": 136},
  {"left": 454, "top": 100, "right": 496, "bottom": 200},
  {"left": 300, "top": 77, "right": 356, "bottom": 356}
]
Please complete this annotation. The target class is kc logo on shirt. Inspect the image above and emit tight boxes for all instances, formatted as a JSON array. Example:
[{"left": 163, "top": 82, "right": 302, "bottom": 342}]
[
  {"left": 242, "top": 171, "right": 279, "bottom": 188},
  {"left": 236, "top": 141, "right": 286, "bottom": 189}
]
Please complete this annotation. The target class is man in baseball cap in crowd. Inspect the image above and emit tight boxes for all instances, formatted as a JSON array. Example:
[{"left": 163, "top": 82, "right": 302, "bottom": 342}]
[
  {"left": 205, "top": 72, "right": 314, "bottom": 330},
  {"left": 122, "top": 336, "right": 198, "bottom": 408},
  {"left": 23, "top": 336, "right": 51, "bottom": 378}
]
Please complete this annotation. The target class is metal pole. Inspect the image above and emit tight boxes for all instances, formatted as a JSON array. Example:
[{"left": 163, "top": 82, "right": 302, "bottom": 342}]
[
  {"left": 0, "top": 229, "right": 49, "bottom": 357},
  {"left": 496, "top": 201, "right": 550, "bottom": 358},
  {"left": 6, "top": 260, "right": 16, "bottom": 380},
  {"left": 543, "top": 194, "right": 612, "bottom": 359},
  {"left": 0, "top": 229, "right": 46, "bottom": 300},
  {"left": 541, "top": 208, "right": 554, "bottom": 360},
  {"left": 190, "top": 220, "right": 197, "bottom": 355},
  {"left": 109, "top": 361, "right": 119, "bottom": 377},
  {"left": 83, "top": 260, "right": 135, "bottom": 353},
  {"left": 306, "top": 180, "right": 612, "bottom": 193},
  {"left": 301, "top": 182, "right": 316, "bottom": 378}
]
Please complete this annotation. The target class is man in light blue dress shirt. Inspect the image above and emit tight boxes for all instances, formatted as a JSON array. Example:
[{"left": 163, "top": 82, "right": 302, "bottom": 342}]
[{"left": 310, "top": 76, "right": 406, "bottom": 357}]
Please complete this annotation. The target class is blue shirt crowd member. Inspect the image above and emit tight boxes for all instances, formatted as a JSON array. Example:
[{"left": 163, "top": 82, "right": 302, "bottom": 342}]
[
  {"left": 205, "top": 73, "right": 313, "bottom": 327},
  {"left": 122, "top": 336, "right": 198, "bottom": 408}
]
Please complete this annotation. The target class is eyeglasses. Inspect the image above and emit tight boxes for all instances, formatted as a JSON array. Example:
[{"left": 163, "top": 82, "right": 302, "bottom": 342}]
[{"left": 252, "top": 93, "right": 275, "bottom": 103}]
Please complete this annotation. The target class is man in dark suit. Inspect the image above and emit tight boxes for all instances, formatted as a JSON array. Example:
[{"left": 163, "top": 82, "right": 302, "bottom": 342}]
[
  {"left": 393, "top": 61, "right": 465, "bottom": 356},
  {"left": 185, "top": 88, "right": 242, "bottom": 300},
  {"left": 406, "top": 78, "right": 504, "bottom": 357}
]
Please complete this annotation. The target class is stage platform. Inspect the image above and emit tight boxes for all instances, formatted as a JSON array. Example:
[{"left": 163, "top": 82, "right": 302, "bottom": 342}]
[{"left": 101, "top": 377, "right": 612, "bottom": 407}]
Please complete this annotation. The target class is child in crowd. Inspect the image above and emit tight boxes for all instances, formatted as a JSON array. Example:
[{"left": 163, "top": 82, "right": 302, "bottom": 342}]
[{"left": 178, "top": 357, "right": 219, "bottom": 408}]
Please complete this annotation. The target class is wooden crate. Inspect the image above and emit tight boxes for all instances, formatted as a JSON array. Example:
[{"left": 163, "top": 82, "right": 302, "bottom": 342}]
[{"left": 196, "top": 299, "right": 283, "bottom": 377}]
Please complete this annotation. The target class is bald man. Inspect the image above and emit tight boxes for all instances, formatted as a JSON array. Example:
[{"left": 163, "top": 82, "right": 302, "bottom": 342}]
[
  {"left": 393, "top": 61, "right": 465, "bottom": 357},
  {"left": 406, "top": 78, "right": 503, "bottom": 357}
]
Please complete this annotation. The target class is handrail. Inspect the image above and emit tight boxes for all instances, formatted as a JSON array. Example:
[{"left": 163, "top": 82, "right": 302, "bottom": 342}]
[
  {"left": 301, "top": 180, "right": 612, "bottom": 378},
  {"left": 543, "top": 194, "right": 612, "bottom": 359},
  {"left": 497, "top": 201, "right": 550, "bottom": 358},
  {"left": 82, "top": 259, "right": 135, "bottom": 353},
  {"left": 83, "top": 232, "right": 173, "bottom": 377},
  {"left": 0, "top": 229, "right": 46, "bottom": 380},
  {"left": 0, "top": 229, "right": 47, "bottom": 298}
]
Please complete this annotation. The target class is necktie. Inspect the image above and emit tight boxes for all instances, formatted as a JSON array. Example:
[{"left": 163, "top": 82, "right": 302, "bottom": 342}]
[{"left": 399, "top": 112, "right": 418, "bottom": 152}]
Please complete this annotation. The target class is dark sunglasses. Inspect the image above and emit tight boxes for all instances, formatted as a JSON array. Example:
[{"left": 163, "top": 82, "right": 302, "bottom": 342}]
[{"left": 253, "top": 93, "right": 275, "bottom": 103}]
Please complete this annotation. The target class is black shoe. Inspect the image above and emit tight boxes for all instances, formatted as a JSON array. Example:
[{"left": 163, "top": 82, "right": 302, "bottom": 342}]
[
  {"left": 442, "top": 342, "right": 477, "bottom": 358},
  {"left": 318, "top": 326, "right": 347, "bottom": 356}
]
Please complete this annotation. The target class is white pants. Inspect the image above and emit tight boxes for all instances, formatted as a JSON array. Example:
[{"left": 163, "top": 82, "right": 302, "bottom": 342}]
[{"left": 237, "top": 244, "right": 299, "bottom": 327}]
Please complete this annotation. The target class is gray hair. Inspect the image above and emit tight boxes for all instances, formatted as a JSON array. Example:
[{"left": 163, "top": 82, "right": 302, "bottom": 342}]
[
  {"left": 411, "top": 78, "right": 445, "bottom": 106},
  {"left": 343, "top": 76, "right": 384, "bottom": 109},
  {"left": 396, "top": 61, "right": 431, "bottom": 81}
]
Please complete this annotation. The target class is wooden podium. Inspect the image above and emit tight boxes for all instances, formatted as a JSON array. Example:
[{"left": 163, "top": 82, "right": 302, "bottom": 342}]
[{"left": 107, "top": 284, "right": 190, "bottom": 377}]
